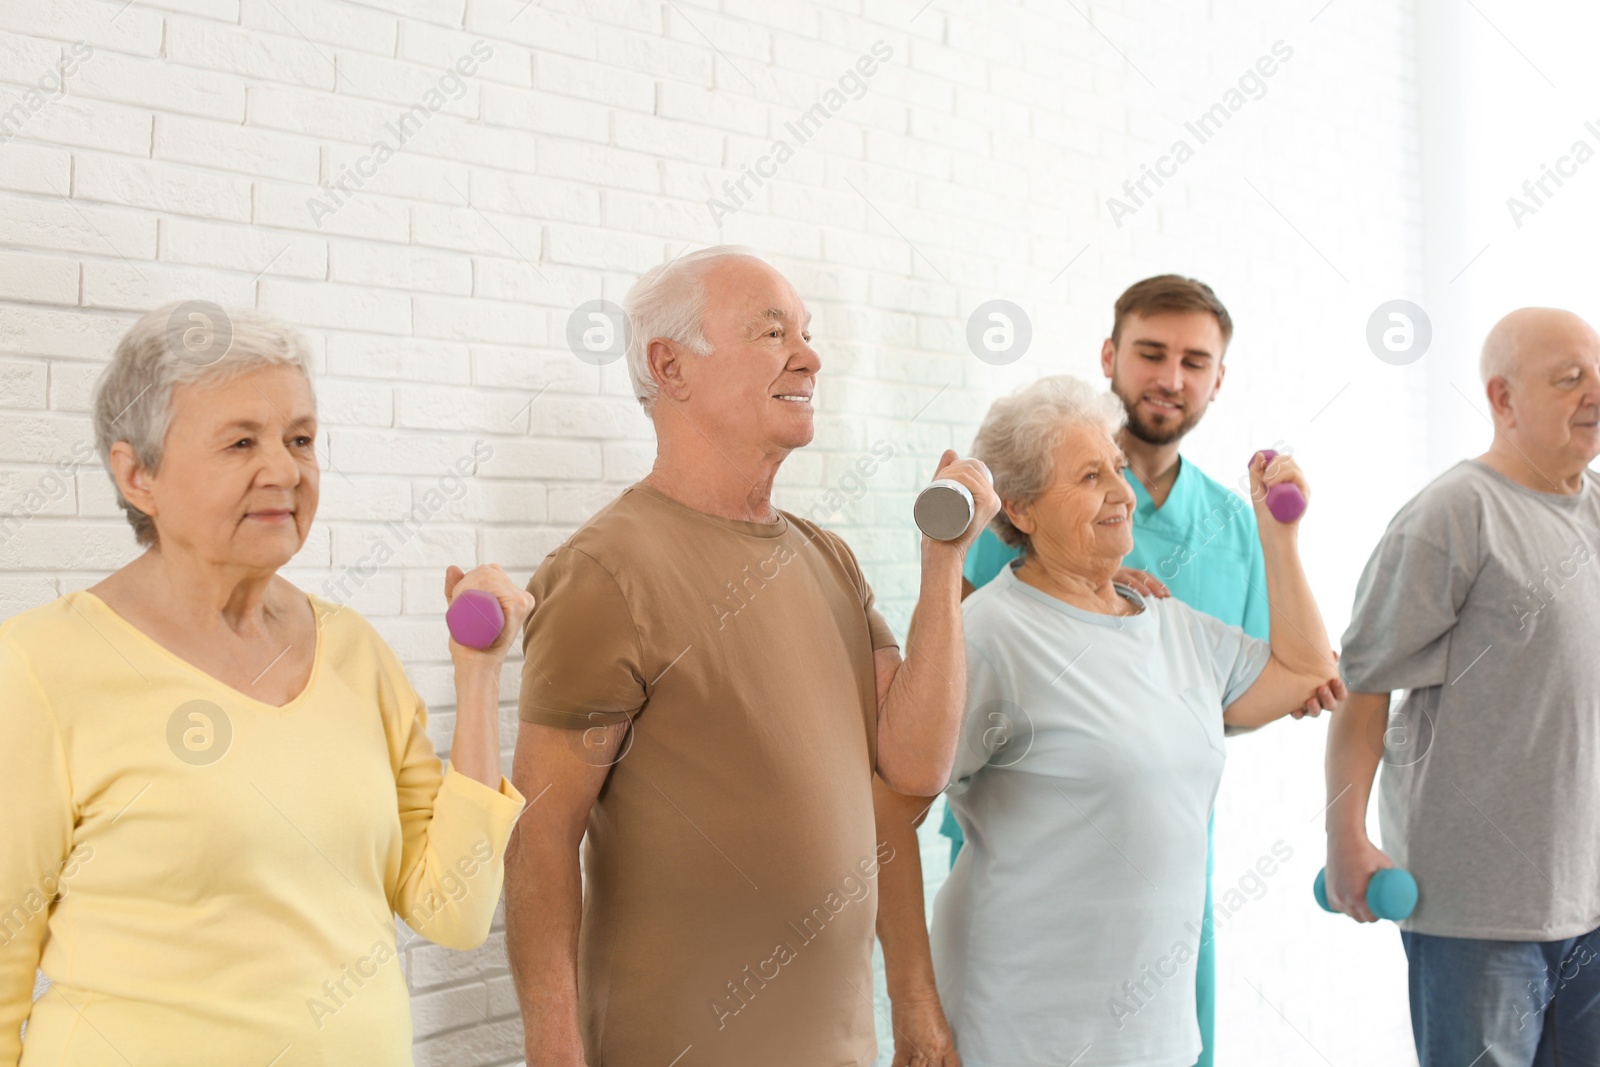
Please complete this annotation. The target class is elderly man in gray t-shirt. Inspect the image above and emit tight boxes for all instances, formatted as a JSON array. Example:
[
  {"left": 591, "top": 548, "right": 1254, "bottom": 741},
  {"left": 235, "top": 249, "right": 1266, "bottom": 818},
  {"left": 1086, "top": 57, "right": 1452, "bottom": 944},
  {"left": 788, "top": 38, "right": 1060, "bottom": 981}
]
[{"left": 1325, "top": 307, "right": 1600, "bottom": 1067}]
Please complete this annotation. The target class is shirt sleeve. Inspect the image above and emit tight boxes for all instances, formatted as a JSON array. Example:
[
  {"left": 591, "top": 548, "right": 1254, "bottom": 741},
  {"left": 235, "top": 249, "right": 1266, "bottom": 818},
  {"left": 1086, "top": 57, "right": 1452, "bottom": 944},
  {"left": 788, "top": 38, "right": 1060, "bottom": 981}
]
[
  {"left": 1178, "top": 601, "right": 1273, "bottom": 709},
  {"left": 1240, "top": 523, "right": 1271, "bottom": 642},
  {"left": 375, "top": 641, "right": 526, "bottom": 951},
  {"left": 807, "top": 524, "right": 899, "bottom": 651},
  {"left": 1339, "top": 527, "right": 1477, "bottom": 694},
  {"left": 945, "top": 637, "right": 1011, "bottom": 796},
  {"left": 0, "top": 638, "right": 74, "bottom": 1064},
  {"left": 518, "top": 546, "right": 650, "bottom": 729}
]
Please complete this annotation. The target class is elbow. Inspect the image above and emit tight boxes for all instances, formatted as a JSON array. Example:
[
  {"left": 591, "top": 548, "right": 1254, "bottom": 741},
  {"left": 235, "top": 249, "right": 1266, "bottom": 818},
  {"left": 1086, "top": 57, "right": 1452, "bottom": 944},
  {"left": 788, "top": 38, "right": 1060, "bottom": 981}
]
[{"left": 877, "top": 757, "right": 950, "bottom": 800}]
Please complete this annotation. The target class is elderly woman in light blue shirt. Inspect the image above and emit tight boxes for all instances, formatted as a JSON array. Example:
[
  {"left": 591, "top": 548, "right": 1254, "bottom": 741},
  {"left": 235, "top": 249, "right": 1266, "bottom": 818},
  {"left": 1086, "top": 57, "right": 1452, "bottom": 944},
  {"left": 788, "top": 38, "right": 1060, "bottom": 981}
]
[{"left": 921, "top": 375, "right": 1339, "bottom": 1067}]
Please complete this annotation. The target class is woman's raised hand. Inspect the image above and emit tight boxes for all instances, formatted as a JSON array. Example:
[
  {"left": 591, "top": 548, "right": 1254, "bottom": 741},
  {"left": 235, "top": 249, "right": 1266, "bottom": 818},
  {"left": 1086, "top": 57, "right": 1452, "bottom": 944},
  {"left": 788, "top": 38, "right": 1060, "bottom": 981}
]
[{"left": 444, "top": 563, "right": 535, "bottom": 658}]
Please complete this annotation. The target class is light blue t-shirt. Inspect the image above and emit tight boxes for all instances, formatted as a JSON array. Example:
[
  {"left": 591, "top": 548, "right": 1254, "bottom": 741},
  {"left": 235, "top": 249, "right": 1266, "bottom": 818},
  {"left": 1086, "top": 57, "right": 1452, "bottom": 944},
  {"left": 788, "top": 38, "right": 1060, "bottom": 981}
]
[
  {"left": 929, "top": 564, "right": 1270, "bottom": 1067},
  {"left": 945, "top": 457, "right": 1269, "bottom": 855}
]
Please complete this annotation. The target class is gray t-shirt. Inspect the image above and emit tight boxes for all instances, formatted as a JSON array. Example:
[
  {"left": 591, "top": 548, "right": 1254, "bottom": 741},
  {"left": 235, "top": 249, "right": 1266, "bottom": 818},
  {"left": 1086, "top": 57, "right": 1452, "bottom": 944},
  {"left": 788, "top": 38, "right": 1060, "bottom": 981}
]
[{"left": 1341, "top": 459, "right": 1600, "bottom": 940}]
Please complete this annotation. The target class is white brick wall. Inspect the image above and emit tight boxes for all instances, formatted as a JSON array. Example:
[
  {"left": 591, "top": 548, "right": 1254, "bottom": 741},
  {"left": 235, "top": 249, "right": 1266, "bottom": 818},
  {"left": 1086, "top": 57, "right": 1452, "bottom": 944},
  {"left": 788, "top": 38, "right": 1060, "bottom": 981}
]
[{"left": 0, "top": 1, "right": 1445, "bottom": 1064}]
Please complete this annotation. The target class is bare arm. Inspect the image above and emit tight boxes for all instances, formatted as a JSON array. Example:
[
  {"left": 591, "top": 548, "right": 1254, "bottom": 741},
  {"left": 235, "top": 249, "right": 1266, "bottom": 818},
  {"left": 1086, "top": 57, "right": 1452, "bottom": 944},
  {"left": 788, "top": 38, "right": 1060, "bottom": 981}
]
[
  {"left": 873, "top": 777, "right": 961, "bottom": 1067},
  {"left": 506, "top": 720, "right": 625, "bottom": 1067},
  {"left": 877, "top": 451, "right": 999, "bottom": 796},
  {"left": 443, "top": 563, "right": 535, "bottom": 788},
  {"left": 1222, "top": 456, "right": 1338, "bottom": 727},
  {"left": 1324, "top": 690, "right": 1396, "bottom": 922}
]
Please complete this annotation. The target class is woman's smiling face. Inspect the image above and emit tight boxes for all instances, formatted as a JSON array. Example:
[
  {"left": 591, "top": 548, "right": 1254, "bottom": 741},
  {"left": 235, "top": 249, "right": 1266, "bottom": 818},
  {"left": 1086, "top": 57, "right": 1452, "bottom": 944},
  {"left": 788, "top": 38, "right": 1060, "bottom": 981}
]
[
  {"left": 1004, "top": 421, "right": 1136, "bottom": 572},
  {"left": 130, "top": 364, "right": 320, "bottom": 570}
]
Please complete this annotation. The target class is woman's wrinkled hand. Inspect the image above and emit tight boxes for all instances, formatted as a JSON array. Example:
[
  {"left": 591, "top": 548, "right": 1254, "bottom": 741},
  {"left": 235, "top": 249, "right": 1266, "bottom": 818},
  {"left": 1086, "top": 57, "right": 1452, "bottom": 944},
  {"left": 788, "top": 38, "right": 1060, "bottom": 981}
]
[{"left": 444, "top": 563, "right": 534, "bottom": 659}]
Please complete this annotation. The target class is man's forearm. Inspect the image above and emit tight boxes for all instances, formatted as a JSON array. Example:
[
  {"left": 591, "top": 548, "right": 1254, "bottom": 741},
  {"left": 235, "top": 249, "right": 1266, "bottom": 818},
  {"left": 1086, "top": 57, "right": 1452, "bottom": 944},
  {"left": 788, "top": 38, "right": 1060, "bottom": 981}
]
[
  {"left": 878, "top": 550, "right": 966, "bottom": 796},
  {"left": 505, "top": 828, "right": 588, "bottom": 1065},
  {"left": 1260, "top": 532, "right": 1335, "bottom": 677},
  {"left": 1325, "top": 690, "right": 1390, "bottom": 841},
  {"left": 873, "top": 777, "right": 941, "bottom": 1002}
]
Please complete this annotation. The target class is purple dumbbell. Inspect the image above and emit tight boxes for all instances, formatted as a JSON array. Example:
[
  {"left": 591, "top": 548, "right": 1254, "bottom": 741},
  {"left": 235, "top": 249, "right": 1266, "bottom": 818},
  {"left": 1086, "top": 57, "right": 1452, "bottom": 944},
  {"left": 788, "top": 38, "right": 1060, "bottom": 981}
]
[
  {"left": 446, "top": 588, "right": 505, "bottom": 650},
  {"left": 1255, "top": 449, "right": 1307, "bottom": 524}
]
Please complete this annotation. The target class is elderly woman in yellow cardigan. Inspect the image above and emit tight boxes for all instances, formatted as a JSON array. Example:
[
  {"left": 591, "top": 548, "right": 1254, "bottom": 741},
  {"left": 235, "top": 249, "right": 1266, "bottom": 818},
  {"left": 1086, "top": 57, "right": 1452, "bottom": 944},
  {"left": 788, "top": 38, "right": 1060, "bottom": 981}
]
[{"left": 0, "top": 304, "right": 531, "bottom": 1065}]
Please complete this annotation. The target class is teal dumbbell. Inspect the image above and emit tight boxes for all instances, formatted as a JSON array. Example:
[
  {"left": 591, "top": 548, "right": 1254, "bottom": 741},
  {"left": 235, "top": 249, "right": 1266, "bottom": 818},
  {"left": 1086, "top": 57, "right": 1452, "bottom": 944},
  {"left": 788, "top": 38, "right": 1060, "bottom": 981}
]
[{"left": 1314, "top": 867, "right": 1418, "bottom": 921}]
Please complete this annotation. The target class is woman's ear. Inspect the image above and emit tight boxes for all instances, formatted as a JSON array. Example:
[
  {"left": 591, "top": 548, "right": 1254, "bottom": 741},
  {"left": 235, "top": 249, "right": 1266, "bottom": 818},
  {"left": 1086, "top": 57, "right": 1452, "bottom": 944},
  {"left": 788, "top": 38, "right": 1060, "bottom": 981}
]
[
  {"left": 1002, "top": 497, "right": 1034, "bottom": 536},
  {"left": 108, "top": 441, "right": 156, "bottom": 518}
]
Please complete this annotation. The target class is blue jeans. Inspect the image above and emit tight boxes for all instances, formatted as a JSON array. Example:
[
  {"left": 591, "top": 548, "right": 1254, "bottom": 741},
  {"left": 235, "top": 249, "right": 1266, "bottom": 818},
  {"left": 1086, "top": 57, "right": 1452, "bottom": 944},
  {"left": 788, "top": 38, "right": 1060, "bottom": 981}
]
[{"left": 1402, "top": 926, "right": 1600, "bottom": 1066}]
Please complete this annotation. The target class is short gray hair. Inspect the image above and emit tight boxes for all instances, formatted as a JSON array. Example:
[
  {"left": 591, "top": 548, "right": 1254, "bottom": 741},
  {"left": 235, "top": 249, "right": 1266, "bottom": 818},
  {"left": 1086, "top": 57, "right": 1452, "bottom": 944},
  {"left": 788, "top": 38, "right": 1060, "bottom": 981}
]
[
  {"left": 972, "top": 374, "right": 1127, "bottom": 554},
  {"left": 623, "top": 245, "right": 765, "bottom": 414},
  {"left": 93, "top": 303, "right": 316, "bottom": 547}
]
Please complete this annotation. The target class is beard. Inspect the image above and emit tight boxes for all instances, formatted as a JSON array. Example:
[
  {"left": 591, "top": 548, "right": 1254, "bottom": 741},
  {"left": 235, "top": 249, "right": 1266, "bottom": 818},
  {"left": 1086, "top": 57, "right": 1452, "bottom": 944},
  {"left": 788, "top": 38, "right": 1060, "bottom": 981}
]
[
  {"left": 1123, "top": 401, "right": 1202, "bottom": 445},
  {"left": 1112, "top": 372, "right": 1206, "bottom": 445}
]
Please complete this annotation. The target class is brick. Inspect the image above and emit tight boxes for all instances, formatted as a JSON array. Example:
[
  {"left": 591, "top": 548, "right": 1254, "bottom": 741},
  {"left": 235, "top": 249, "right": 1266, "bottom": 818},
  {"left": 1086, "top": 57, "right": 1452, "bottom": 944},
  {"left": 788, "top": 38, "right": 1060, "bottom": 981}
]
[
  {"left": 411, "top": 203, "right": 542, "bottom": 259},
  {"left": 321, "top": 143, "right": 470, "bottom": 208},
  {"left": 258, "top": 278, "right": 411, "bottom": 335},
  {"left": 333, "top": 49, "right": 483, "bottom": 118},
  {"left": 0, "top": 191, "right": 158, "bottom": 260},
  {"left": 0, "top": 359, "right": 48, "bottom": 408},
  {"left": 48, "top": 358, "right": 108, "bottom": 409},
  {"left": 0, "top": 142, "right": 69, "bottom": 195},
  {"left": 325, "top": 333, "right": 472, "bottom": 385},
  {"left": 0, "top": 250, "right": 77, "bottom": 304},
  {"left": 154, "top": 114, "right": 320, "bottom": 185},
  {"left": 468, "top": 171, "right": 598, "bottom": 225},
  {"left": 329, "top": 240, "right": 471, "bottom": 296},
  {"left": 82, "top": 260, "right": 256, "bottom": 312},
  {"left": 0, "top": 31, "right": 61, "bottom": 85},
  {"left": 479, "top": 83, "right": 608, "bottom": 143},
  {"left": 394, "top": 384, "right": 530, "bottom": 431},
  {"left": 5, "top": 95, "right": 153, "bottom": 157},
  {"left": 166, "top": 19, "right": 334, "bottom": 90},
  {"left": 0, "top": 304, "right": 128, "bottom": 360},
  {"left": 74, "top": 51, "right": 246, "bottom": 122},
  {"left": 397, "top": 25, "right": 531, "bottom": 88},
  {"left": 241, "top": 0, "right": 398, "bottom": 55},
  {"left": 597, "top": 30, "right": 713, "bottom": 85},
  {"left": 255, "top": 180, "right": 410, "bottom": 243},
  {"left": 412, "top": 295, "right": 545, "bottom": 346},
  {"left": 463, "top": 0, "right": 596, "bottom": 60},
  {"left": 534, "top": 52, "right": 654, "bottom": 112},
  {"left": 75, "top": 155, "right": 251, "bottom": 222},
  {"left": 159, "top": 217, "right": 327, "bottom": 280},
  {"left": 0, "top": 2, "right": 162, "bottom": 57}
]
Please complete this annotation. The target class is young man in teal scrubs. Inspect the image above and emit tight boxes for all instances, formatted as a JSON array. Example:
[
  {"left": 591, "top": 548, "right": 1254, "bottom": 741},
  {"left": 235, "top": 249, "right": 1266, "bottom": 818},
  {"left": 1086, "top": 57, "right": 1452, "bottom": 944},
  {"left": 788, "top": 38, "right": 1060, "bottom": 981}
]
[{"left": 939, "top": 275, "right": 1336, "bottom": 1067}]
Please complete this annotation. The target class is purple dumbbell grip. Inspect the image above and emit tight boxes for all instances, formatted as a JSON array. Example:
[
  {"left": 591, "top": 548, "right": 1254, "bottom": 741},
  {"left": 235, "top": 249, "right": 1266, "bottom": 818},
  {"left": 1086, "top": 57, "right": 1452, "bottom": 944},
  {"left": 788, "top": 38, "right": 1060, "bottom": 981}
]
[
  {"left": 1256, "top": 449, "right": 1307, "bottom": 524},
  {"left": 447, "top": 588, "right": 505, "bottom": 649}
]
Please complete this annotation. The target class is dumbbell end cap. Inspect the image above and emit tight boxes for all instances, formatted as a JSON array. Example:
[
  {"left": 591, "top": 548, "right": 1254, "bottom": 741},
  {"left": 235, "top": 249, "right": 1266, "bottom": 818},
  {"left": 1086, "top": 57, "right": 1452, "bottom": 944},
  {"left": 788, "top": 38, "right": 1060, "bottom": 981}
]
[{"left": 447, "top": 588, "right": 505, "bottom": 650}]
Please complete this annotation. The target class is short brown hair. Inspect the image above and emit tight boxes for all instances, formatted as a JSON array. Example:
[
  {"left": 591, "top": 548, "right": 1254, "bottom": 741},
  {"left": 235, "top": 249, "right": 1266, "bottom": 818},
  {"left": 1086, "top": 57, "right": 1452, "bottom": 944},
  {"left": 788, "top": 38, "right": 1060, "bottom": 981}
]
[{"left": 1110, "top": 274, "right": 1233, "bottom": 349}]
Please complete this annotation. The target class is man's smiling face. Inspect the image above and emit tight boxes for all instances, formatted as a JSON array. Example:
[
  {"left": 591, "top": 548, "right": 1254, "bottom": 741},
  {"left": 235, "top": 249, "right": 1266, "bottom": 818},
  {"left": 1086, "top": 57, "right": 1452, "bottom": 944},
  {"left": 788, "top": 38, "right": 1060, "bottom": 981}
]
[
  {"left": 681, "top": 256, "right": 822, "bottom": 455},
  {"left": 1103, "top": 310, "right": 1227, "bottom": 446}
]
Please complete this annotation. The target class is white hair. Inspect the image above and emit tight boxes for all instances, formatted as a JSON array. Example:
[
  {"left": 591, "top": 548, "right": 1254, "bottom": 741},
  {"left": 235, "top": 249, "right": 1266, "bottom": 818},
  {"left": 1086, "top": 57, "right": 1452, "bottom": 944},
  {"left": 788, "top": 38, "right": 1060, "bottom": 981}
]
[
  {"left": 623, "top": 245, "right": 767, "bottom": 414},
  {"left": 972, "top": 374, "right": 1127, "bottom": 553},
  {"left": 93, "top": 303, "right": 315, "bottom": 547}
]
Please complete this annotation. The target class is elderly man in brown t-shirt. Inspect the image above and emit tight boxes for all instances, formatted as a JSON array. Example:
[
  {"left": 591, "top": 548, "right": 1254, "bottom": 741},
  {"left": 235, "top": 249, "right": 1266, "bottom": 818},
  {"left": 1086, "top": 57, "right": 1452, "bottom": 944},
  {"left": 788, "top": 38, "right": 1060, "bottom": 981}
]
[{"left": 505, "top": 245, "right": 997, "bottom": 1066}]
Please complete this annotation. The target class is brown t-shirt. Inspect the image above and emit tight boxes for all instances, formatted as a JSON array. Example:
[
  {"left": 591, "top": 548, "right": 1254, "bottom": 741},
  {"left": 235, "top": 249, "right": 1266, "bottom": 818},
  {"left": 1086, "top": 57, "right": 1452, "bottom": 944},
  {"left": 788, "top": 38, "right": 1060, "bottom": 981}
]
[{"left": 519, "top": 482, "right": 899, "bottom": 1067}]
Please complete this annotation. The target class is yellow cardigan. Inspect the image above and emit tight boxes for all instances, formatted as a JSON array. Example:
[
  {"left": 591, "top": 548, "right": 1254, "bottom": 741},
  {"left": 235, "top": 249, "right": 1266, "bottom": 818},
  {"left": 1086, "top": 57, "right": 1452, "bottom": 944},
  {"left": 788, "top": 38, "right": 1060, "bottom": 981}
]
[{"left": 0, "top": 591, "right": 525, "bottom": 1066}]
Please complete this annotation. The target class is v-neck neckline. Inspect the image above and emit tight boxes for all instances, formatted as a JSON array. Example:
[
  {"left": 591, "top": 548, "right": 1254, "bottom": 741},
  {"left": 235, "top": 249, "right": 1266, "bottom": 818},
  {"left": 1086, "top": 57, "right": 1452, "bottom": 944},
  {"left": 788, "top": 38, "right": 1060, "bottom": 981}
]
[{"left": 74, "top": 589, "right": 325, "bottom": 712}]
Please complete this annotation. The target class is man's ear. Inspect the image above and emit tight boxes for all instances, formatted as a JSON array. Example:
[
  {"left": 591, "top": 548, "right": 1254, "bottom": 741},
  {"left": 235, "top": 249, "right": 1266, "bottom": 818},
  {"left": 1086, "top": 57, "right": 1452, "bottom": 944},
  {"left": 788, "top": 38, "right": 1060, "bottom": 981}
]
[
  {"left": 1099, "top": 337, "right": 1116, "bottom": 381},
  {"left": 1485, "top": 375, "right": 1514, "bottom": 425},
  {"left": 647, "top": 338, "right": 690, "bottom": 403},
  {"left": 1210, "top": 357, "right": 1227, "bottom": 400}
]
